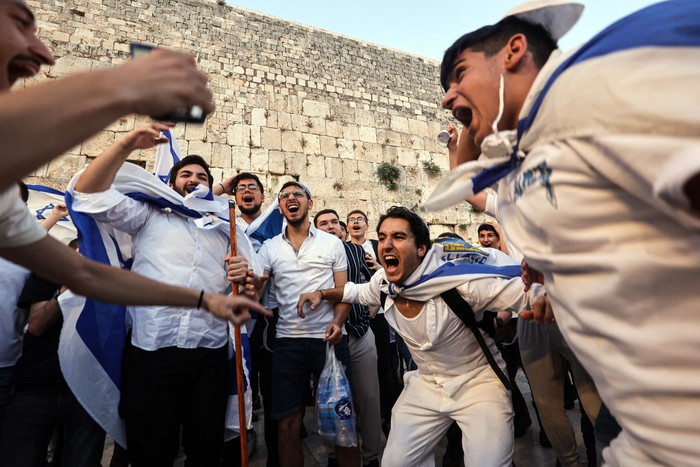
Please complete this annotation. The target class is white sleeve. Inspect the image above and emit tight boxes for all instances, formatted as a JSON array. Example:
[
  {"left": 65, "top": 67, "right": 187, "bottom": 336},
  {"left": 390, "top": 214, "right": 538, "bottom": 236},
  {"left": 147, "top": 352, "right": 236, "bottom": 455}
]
[
  {"left": 331, "top": 237, "right": 348, "bottom": 273},
  {"left": 257, "top": 239, "right": 272, "bottom": 274},
  {"left": 483, "top": 192, "right": 500, "bottom": 221},
  {"left": 456, "top": 277, "right": 544, "bottom": 321},
  {"left": 71, "top": 189, "right": 151, "bottom": 236},
  {"left": 572, "top": 135, "right": 700, "bottom": 230},
  {"left": 0, "top": 187, "right": 46, "bottom": 248},
  {"left": 342, "top": 271, "right": 383, "bottom": 307}
]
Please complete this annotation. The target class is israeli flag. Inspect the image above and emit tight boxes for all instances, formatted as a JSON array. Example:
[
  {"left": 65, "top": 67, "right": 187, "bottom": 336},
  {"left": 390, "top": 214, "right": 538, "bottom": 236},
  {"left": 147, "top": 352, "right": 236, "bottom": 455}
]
[
  {"left": 153, "top": 129, "right": 181, "bottom": 184},
  {"left": 25, "top": 184, "right": 77, "bottom": 244},
  {"left": 60, "top": 163, "right": 261, "bottom": 447},
  {"left": 385, "top": 243, "right": 522, "bottom": 302},
  {"left": 244, "top": 198, "right": 284, "bottom": 251}
]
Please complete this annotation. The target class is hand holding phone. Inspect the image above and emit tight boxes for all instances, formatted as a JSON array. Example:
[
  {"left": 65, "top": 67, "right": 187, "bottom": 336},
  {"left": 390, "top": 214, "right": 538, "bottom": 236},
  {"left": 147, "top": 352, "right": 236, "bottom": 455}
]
[{"left": 130, "top": 43, "right": 208, "bottom": 124}]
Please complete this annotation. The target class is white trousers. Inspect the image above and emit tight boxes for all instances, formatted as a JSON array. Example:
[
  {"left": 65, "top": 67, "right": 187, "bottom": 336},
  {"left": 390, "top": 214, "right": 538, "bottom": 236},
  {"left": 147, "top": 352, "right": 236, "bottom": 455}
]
[{"left": 382, "top": 368, "right": 513, "bottom": 467}]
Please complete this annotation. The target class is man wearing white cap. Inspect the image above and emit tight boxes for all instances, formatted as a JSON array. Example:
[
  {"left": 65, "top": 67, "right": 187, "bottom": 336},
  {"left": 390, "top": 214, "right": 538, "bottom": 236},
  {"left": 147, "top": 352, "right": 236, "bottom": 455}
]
[{"left": 434, "top": 0, "right": 700, "bottom": 465}]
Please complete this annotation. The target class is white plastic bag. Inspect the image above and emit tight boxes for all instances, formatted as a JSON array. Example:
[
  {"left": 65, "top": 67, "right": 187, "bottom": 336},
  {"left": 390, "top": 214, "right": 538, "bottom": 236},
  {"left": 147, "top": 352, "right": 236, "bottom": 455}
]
[{"left": 315, "top": 343, "right": 357, "bottom": 447}]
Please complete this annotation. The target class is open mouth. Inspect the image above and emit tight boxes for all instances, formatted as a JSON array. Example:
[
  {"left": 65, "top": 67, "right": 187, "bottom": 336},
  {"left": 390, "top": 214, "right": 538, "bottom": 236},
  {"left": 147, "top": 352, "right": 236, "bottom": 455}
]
[
  {"left": 287, "top": 204, "right": 300, "bottom": 213},
  {"left": 8, "top": 57, "right": 41, "bottom": 82},
  {"left": 352, "top": 225, "right": 361, "bottom": 231},
  {"left": 242, "top": 195, "right": 253, "bottom": 203},
  {"left": 383, "top": 254, "right": 399, "bottom": 273},
  {"left": 453, "top": 107, "right": 473, "bottom": 129}
]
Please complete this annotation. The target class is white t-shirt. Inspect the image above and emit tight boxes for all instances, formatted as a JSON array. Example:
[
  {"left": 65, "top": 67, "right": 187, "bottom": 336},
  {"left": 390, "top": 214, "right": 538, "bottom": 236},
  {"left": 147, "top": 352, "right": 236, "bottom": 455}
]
[
  {"left": 258, "top": 225, "right": 347, "bottom": 339},
  {"left": 0, "top": 186, "right": 46, "bottom": 248},
  {"left": 0, "top": 258, "right": 30, "bottom": 367}
]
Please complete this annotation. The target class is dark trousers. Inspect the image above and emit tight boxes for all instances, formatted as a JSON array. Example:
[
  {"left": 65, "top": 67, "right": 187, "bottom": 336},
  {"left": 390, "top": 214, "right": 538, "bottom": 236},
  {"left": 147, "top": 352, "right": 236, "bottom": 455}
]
[
  {"left": 369, "top": 314, "right": 400, "bottom": 421},
  {"left": 120, "top": 343, "right": 228, "bottom": 467},
  {"left": 0, "top": 383, "right": 105, "bottom": 467}
]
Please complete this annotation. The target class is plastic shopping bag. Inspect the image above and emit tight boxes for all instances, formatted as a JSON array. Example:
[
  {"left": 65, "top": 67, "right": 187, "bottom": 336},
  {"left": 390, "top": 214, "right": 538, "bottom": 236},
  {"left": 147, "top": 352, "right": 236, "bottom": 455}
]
[{"left": 316, "top": 343, "right": 357, "bottom": 447}]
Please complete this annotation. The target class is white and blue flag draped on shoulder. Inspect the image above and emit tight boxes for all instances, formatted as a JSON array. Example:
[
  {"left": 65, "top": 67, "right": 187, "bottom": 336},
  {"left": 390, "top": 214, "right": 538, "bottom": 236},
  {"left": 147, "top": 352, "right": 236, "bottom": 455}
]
[
  {"left": 421, "top": 0, "right": 700, "bottom": 212},
  {"left": 25, "top": 184, "right": 77, "bottom": 244},
  {"left": 243, "top": 198, "right": 284, "bottom": 251},
  {"left": 153, "top": 128, "right": 181, "bottom": 184},
  {"left": 60, "top": 163, "right": 261, "bottom": 447},
  {"left": 384, "top": 243, "right": 521, "bottom": 302}
]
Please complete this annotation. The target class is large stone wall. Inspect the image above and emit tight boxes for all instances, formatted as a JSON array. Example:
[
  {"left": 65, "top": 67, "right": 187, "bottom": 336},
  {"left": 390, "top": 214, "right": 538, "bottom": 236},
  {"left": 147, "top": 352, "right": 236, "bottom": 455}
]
[{"left": 24, "top": 0, "right": 490, "bottom": 241}]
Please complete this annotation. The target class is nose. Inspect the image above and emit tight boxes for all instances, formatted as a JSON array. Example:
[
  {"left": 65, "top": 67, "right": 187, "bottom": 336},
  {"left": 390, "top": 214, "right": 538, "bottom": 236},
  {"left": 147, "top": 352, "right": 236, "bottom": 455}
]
[
  {"left": 441, "top": 87, "right": 457, "bottom": 110},
  {"left": 31, "top": 35, "right": 55, "bottom": 66}
]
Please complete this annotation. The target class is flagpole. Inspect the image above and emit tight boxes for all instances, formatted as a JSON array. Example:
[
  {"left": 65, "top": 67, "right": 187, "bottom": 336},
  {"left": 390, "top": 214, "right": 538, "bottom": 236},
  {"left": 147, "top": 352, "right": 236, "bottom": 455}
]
[{"left": 229, "top": 199, "right": 249, "bottom": 466}]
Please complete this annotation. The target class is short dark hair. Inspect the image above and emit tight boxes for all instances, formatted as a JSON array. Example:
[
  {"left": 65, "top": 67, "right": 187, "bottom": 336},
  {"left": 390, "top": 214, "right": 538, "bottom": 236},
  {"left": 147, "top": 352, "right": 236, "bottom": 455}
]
[
  {"left": 478, "top": 223, "right": 499, "bottom": 238},
  {"left": 377, "top": 206, "right": 431, "bottom": 252},
  {"left": 437, "top": 231, "right": 464, "bottom": 240},
  {"left": 18, "top": 181, "right": 29, "bottom": 203},
  {"left": 314, "top": 208, "right": 339, "bottom": 227},
  {"left": 347, "top": 209, "right": 368, "bottom": 221},
  {"left": 440, "top": 16, "right": 557, "bottom": 91},
  {"left": 232, "top": 172, "right": 264, "bottom": 192},
  {"left": 339, "top": 221, "right": 347, "bottom": 231},
  {"left": 168, "top": 155, "right": 213, "bottom": 187}
]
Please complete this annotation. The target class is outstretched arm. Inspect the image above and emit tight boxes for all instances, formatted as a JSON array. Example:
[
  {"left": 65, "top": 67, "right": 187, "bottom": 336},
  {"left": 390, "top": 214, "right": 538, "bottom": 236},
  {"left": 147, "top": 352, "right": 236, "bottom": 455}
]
[
  {"left": 74, "top": 122, "right": 173, "bottom": 193},
  {"left": 0, "top": 49, "right": 214, "bottom": 192},
  {"left": 0, "top": 235, "right": 269, "bottom": 324}
]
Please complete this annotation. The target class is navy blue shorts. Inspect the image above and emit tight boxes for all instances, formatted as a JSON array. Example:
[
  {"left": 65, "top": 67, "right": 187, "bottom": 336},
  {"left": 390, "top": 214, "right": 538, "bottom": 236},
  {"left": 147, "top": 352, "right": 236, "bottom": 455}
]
[{"left": 270, "top": 336, "right": 352, "bottom": 420}]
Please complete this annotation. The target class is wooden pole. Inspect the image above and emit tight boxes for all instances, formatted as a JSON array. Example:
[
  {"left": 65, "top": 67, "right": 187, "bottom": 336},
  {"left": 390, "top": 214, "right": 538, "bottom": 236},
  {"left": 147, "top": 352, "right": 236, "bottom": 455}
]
[{"left": 229, "top": 199, "right": 248, "bottom": 466}]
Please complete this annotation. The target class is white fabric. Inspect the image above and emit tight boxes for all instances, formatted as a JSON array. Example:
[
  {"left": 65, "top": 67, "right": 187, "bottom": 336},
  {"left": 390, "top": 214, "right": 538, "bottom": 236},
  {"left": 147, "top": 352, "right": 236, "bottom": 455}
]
[
  {"left": 0, "top": 186, "right": 46, "bottom": 249},
  {"left": 483, "top": 192, "right": 524, "bottom": 262},
  {"left": 497, "top": 46, "right": 700, "bottom": 465},
  {"left": 71, "top": 188, "right": 231, "bottom": 351},
  {"left": 0, "top": 258, "right": 30, "bottom": 367},
  {"left": 504, "top": 0, "right": 584, "bottom": 42},
  {"left": 343, "top": 258, "right": 541, "bottom": 397},
  {"left": 382, "top": 369, "right": 513, "bottom": 467},
  {"left": 237, "top": 215, "right": 278, "bottom": 311},
  {"left": 258, "top": 225, "right": 347, "bottom": 338}
]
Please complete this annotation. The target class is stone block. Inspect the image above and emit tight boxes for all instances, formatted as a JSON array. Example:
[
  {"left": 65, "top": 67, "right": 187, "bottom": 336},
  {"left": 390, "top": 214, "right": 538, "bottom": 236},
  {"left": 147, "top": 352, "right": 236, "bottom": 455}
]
[
  {"left": 268, "top": 151, "right": 286, "bottom": 175},
  {"left": 261, "top": 127, "right": 282, "bottom": 150},
  {"left": 185, "top": 122, "right": 207, "bottom": 141},
  {"left": 358, "top": 126, "right": 377, "bottom": 144},
  {"left": 231, "top": 146, "right": 251, "bottom": 171},
  {"left": 250, "top": 148, "right": 269, "bottom": 172},
  {"left": 281, "top": 130, "right": 303, "bottom": 153},
  {"left": 211, "top": 143, "right": 232, "bottom": 168},
  {"left": 302, "top": 99, "right": 330, "bottom": 117},
  {"left": 390, "top": 116, "right": 409, "bottom": 133},
  {"left": 284, "top": 151, "right": 305, "bottom": 176},
  {"left": 251, "top": 107, "right": 267, "bottom": 126},
  {"left": 305, "top": 155, "right": 325, "bottom": 178},
  {"left": 301, "top": 134, "right": 320, "bottom": 155},
  {"left": 80, "top": 131, "right": 115, "bottom": 157},
  {"left": 188, "top": 140, "right": 212, "bottom": 164}
]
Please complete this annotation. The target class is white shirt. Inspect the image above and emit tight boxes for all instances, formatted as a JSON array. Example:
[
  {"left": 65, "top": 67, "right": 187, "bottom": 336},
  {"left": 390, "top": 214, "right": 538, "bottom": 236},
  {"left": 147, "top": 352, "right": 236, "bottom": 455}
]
[
  {"left": 258, "top": 225, "right": 347, "bottom": 338},
  {"left": 0, "top": 258, "right": 30, "bottom": 367},
  {"left": 343, "top": 269, "right": 540, "bottom": 397},
  {"left": 497, "top": 46, "right": 700, "bottom": 465},
  {"left": 72, "top": 189, "right": 230, "bottom": 351},
  {"left": 0, "top": 186, "right": 46, "bottom": 248},
  {"left": 237, "top": 215, "right": 278, "bottom": 310}
]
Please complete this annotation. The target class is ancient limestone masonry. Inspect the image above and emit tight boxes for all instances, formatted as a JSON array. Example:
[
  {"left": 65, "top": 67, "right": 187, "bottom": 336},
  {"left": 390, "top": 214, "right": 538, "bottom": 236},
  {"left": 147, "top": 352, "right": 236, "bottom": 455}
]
[{"left": 25, "top": 0, "right": 489, "bottom": 240}]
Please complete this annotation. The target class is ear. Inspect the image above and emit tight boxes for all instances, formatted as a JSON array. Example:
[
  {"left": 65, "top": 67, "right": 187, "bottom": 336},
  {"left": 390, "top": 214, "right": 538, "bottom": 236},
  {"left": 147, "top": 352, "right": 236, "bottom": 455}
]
[
  {"left": 504, "top": 33, "right": 528, "bottom": 71},
  {"left": 308, "top": 198, "right": 314, "bottom": 210},
  {"left": 417, "top": 244, "right": 428, "bottom": 259}
]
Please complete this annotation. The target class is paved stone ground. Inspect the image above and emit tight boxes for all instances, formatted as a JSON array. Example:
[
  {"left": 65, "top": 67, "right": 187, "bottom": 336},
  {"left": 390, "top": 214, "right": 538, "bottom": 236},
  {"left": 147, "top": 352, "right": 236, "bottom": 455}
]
[{"left": 100, "top": 372, "right": 591, "bottom": 466}]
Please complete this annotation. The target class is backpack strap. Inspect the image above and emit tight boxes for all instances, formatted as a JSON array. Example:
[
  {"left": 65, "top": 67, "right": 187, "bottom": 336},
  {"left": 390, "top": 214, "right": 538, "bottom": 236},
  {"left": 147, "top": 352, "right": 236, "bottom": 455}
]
[{"left": 440, "top": 288, "right": 512, "bottom": 391}]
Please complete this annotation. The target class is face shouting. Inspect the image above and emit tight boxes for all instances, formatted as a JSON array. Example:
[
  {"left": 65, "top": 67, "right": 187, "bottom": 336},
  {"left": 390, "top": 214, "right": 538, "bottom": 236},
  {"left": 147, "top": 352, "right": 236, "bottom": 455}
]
[
  {"left": 441, "top": 48, "right": 506, "bottom": 146},
  {"left": 170, "top": 163, "right": 210, "bottom": 197},
  {"left": 0, "top": 1, "right": 54, "bottom": 90},
  {"left": 315, "top": 212, "right": 342, "bottom": 239},
  {"left": 278, "top": 186, "right": 312, "bottom": 227},
  {"left": 377, "top": 217, "right": 427, "bottom": 284},
  {"left": 347, "top": 213, "right": 368, "bottom": 243},
  {"left": 478, "top": 230, "right": 501, "bottom": 249},
  {"left": 234, "top": 178, "right": 263, "bottom": 216}
]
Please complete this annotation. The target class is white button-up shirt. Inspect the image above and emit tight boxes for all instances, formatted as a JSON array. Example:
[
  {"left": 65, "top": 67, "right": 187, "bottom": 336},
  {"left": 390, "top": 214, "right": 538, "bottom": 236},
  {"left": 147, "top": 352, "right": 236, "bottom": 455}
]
[
  {"left": 0, "top": 258, "right": 30, "bottom": 367},
  {"left": 258, "top": 225, "right": 347, "bottom": 339},
  {"left": 344, "top": 270, "right": 540, "bottom": 397},
  {"left": 72, "top": 189, "right": 230, "bottom": 351}
]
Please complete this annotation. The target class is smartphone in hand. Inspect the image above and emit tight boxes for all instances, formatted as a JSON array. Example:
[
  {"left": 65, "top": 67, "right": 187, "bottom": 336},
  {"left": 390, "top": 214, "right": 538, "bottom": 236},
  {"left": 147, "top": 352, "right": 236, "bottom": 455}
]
[{"left": 130, "top": 43, "right": 207, "bottom": 124}]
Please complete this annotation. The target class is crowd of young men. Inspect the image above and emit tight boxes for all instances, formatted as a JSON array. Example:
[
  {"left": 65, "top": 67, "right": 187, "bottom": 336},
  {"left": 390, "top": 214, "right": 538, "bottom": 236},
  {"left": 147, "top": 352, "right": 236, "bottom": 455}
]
[{"left": 1, "top": 0, "right": 699, "bottom": 466}]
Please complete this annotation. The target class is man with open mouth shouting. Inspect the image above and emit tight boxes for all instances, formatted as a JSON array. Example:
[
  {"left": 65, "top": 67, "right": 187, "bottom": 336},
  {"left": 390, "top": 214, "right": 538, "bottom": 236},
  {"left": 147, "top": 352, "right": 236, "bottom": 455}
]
[
  {"left": 298, "top": 206, "right": 543, "bottom": 466},
  {"left": 253, "top": 182, "right": 360, "bottom": 467}
]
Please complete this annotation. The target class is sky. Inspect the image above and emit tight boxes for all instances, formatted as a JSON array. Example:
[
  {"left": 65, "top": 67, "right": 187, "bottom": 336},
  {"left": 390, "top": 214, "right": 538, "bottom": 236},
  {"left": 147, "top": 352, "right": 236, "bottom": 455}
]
[{"left": 226, "top": 1, "right": 660, "bottom": 61}]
